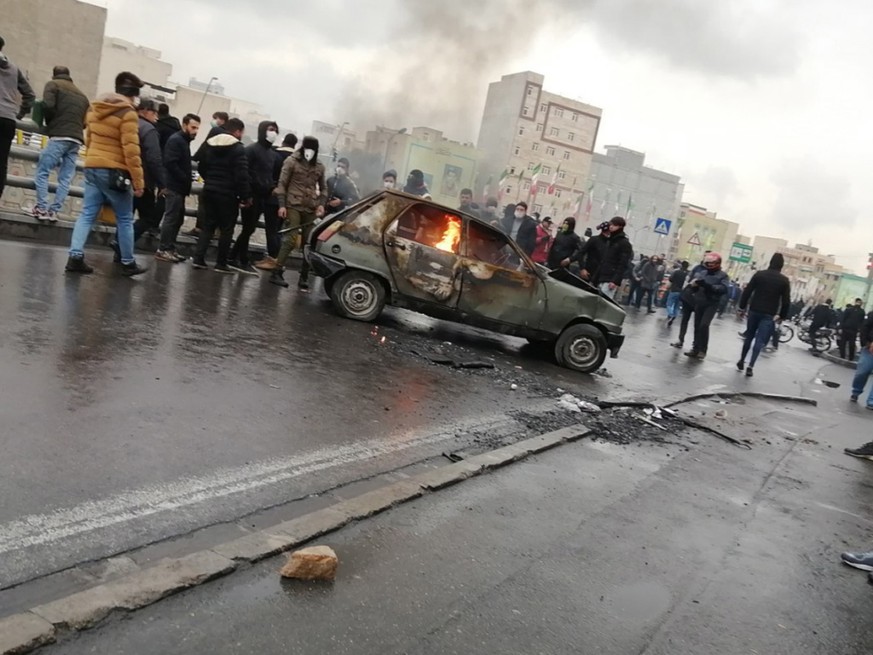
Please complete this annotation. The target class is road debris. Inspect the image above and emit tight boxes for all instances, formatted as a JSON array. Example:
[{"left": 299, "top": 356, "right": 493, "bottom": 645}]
[{"left": 280, "top": 545, "right": 338, "bottom": 581}]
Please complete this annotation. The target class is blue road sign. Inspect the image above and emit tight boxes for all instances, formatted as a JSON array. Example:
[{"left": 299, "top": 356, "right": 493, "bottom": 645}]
[{"left": 653, "top": 217, "right": 671, "bottom": 235}]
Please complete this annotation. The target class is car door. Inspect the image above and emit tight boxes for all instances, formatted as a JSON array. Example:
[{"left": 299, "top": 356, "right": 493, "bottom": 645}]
[
  {"left": 383, "top": 203, "right": 464, "bottom": 308},
  {"left": 457, "top": 220, "right": 548, "bottom": 331}
]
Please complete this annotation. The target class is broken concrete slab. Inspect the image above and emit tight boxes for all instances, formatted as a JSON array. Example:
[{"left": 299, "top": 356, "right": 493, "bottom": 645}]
[
  {"left": 279, "top": 546, "right": 338, "bottom": 581},
  {"left": 32, "top": 551, "right": 235, "bottom": 630},
  {"left": 269, "top": 508, "right": 351, "bottom": 544},
  {"left": 415, "top": 460, "right": 484, "bottom": 491},
  {"left": 331, "top": 480, "right": 423, "bottom": 520},
  {"left": 0, "top": 612, "right": 55, "bottom": 654},
  {"left": 211, "top": 531, "right": 298, "bottom": 564}
]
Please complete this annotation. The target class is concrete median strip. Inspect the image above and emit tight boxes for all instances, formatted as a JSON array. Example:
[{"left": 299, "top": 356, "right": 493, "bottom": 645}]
[{"left": 1, "top": 424, "right": 589, "bottom": 654}]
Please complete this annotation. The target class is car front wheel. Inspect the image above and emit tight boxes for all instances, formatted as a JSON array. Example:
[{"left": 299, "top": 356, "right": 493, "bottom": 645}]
[
  {"left": 330, "top": 270, "right": 387, "bottom": 322},
  {"left": 554, "top": 324, "right": 607, "bottom": 373}
]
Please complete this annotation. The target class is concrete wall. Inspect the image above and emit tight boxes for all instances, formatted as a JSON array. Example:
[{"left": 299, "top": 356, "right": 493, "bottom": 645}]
[{"left": 0, "top": 0, "right": 106, "bottom": 99}]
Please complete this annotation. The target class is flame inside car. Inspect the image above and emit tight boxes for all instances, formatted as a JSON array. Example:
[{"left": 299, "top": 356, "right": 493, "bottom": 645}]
[{"left": 434, "top": 216, "right": 461, "bottom": 253}]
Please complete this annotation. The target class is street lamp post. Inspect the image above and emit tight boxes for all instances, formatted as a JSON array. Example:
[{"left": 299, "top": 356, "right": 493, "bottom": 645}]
[
  {"left": 196, "top": 76, "right": 218, "bottom": 116},
  {"left": 382, "top": 127, "right": 407, "bottom": 175}
]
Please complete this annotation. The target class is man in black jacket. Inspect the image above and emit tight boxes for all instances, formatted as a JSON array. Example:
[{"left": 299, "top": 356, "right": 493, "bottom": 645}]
[
  {"left": 500, "top": 201, "right": 537, "bottom": 256},
  {"left": 839, "top": 298, "right": 866, "bottom": 361},
  {"left": 154, "top": 103, "right": 181, "bottom": 148},
  {"left": 325, "top": 157, "right": 360, "bottom": 218},
  {"left": 595, "top": 216, "right": 634, "bottom": 300},
  {"left": 33, "top": 66, "right": 89, "bottom": 221},
  {"left": 187, "top": 111, "right": 230, "bottom": 237},
  {"left": 666, "top": 261, "right": 689, "bottom": 326},
  {"left": 736, "top": 253, "right": 791, "bottom": 377},
  {"left": 808, "top": 299, "right": 835, "bottom": 352},
  {"left": 228, "top": 120, "right": 279, "bottom": 274},
  {"left": 684, "top": 252, "right": 729, "bottom": 359},
  {"left": 546, "top": 217, "right": 583, "bottom": 269},
  {"left": 192, "top": 117, "right": 251, "bottom": 273},
  {"left": 578, "top": 221, "right": 609, "bottom": 283},
  {"left": 155, "top": 113, "right": 199, "bottom": 262},
  {"left": 130, "top": 99, "right": 167, "bottom": 245},
  {"left": 847, "top": 311, "right": 873, "bottom": 413}
]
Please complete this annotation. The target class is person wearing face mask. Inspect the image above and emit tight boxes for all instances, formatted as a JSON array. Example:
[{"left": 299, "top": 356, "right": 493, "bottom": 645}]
[
  {"left": 500, "top": 201, "right": 537, "bottom": 257},
  {"left": 683, "top": 251, "right": 729, "bottom": 360},
  {"left": 546, "top": 217, "right": 582, "bottom": 269},
  {"left": 382, "top": 170, "right": 397, "bottom": 190},
  {"left": 578, "top": 221, "right": 610, "bottom": 284},
  {"left": 594, "top": 216, "right": 634, "bottom": 300},
  {"left": 270, "top": 136, "right": 327, "bottom": 290},
  {"left": 325, "top": 156, "right": 360, "bottom": 218},
  {"left": 403, "top": 169, "right": 431, "bottom": 199},
  {"left": 227, "top": 120, "right": 280, "bottom": 274}
]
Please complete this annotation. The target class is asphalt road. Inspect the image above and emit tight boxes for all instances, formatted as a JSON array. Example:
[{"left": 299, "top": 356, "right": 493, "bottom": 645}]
[{"left": 0, "top": 239, "right": 855, "bottom": 594}]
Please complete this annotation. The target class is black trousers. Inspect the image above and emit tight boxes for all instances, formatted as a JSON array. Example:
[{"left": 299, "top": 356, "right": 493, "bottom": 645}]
[
  {"left": 692, "top": 304, "right": 718, "bottom": 354},
  {"left": 196, "top": 192, "right": 238, "bottom": 266},
  {"left": 229, "top": 195, "right": 280, "bottom": 264},
  {"left": 0, "top": 118, "right": 15, "bottom": 199},
  {"left": 677, "top": 300, "right": 695, "bottom": 344},
  {"left": 839, "top": 329, "right": 858, "bottom": 361},
  {"left": 809, "top": 321, "right": 824, "bottom": 350},
  {"left": 132, "top": 189, "right": 161, "bottom": 242}
]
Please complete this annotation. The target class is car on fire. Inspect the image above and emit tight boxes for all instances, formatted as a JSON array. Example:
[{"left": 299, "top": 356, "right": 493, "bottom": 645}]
[{"left": 306, "top": 190, "right": 627, "bottom": 373}]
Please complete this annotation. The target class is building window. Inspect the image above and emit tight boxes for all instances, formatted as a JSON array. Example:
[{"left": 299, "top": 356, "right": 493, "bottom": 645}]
[
  {"left": 523, "top": 181, "right": 530, "bottom": 190},
  {"left": 534, "top": 203, "right": 543, "bottom": 213},
  {"left": 571, "top": 112, "right": 578, "bottom": 122},
  {"left": 546, "top": 146, "right": 555, "bottom": 156},
  {"left": 536, "top": 123, "right": 543, "bottom": 132},
  {"left": 513, "top": 146, "right": 520, "bottom": 155},
  {"left": 540, "top": 103, "right": 547, "bottom": 113},
  {"left": 526, "top": 85, "right": 534, "bottom": 96},
  {"left": 554, "top": 108, "right": 564, "bottom": 118},
  {"left": 549, "top": 127, "right": 559, "bottom": 136},
  {"left": 518, "top": 126, "right": 525, "bottom": 135},
  {"left": 555, "top": 189, "right": 562, "bottom": 198},
  {"left": 528, "top": 162, "right": 536, "bottom": 171},
  {"left": 521, "top": 106, "right": 529, "bottom": 116},
  {"left": 542, "top": 165, "right": 551, "bottom": 175},
  {"left": 567, "top": 132, "right": 575, "bottom": 142},
  {"left": 509, "top": 166, "right": 516, "bottom": 175},
  {"left": 563, "top": 151, "right": 570, "bottom": 160},
  {"left": 531, "top": 142, "right": 539, "bottom": 151},
  {"left": 558, "top": 170, "right": 566, "bottom": 180}
]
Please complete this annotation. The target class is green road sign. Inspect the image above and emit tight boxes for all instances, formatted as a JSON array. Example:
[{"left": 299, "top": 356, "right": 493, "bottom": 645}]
[{"left": 729, "top": 242, "right": 753, "bottom": 263}]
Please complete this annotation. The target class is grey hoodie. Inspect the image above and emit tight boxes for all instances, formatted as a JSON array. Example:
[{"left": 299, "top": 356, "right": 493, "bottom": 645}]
[{"left": 0, "top": 54, "right": 35, "bottom": 121}]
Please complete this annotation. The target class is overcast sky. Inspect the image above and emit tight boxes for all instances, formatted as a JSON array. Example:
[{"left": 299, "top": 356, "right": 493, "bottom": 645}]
[{"left": 96, "top": 0, "right": 872, "bottom": 273}]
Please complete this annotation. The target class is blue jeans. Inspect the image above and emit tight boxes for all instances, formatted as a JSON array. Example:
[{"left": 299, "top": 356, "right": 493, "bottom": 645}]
[
  {"left": 740, "top": 311, "right": 774, "bottom": 367},
  {"left": 851, "top": 349, "right": 873, "bottom": 407},
  {"left": 69, "top": 168, "right": 135, "bottom": 264},
  {"left": 666, "top": 291, "right": 681, "bottom": 318},
  {"left": 35, "top": 139, "right": 80, "bottom": 213}
]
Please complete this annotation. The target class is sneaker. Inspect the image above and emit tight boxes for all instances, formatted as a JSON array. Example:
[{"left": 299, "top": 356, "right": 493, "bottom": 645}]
[
  {"left": 646, "top": 309, "right": 656, "bottom": 314},
  {"left": 228, "top": 262, "right": 259, "bottom": 276},
  {"left": 172, "top": 251, "right": 187, "bottom": 263},
  {"left": 154, "top": 250, "right": 179, "bottom": 263},
  {"left": 684, "top": 350, "right": 699, "bottom": 358},
  {"left": 254, "top": 257, "right": 277, "bottom": 271},
  {"left": 120, "top": 261, "right": 148, "bottom": 277},
  {"left": 191, "top": 259, "right": 208, "bottom": 270},
  {"left": 46, "top": 211, "right": 59, "bottom": 223},
  {"left": 269, "top": 270, "right": 289, "bottom": 288},
  {"left": 745, "top": 366, "right": 754, "bottom": 377},
  {"left": 183, "top": 228, "right": 201, "bottom": 237},
  {"left": 298, "top": 278, "right": 310, "bottom": 291},
  {"left": 844, "top": 442, "right": 873, "bottom": 460},
  {"left": 31, "top": 206, "right": 50, "bottom": 221},
  {"left": 841, "top": 551, "right": 873, "bottom": 571},
  {"left": 65, "top": 256, "right": 93, "bottom": 274},
  {"left": 214, "top": 264, "right": 236, "bottom": 274},
  {"left": 736, "top": 360, "right": 745, "bottom": 371},
  {"left": 670, "top": 341, "right": 683, "bottom": 349},
  {"left": 667, "top": 317, "right": 675, "bottom": 327},
  {"left": 109, "top": 239, "right": 121, "bottom": 264},
  {"left": 851, "top": 394, "right": 859, "bottom": 402}
]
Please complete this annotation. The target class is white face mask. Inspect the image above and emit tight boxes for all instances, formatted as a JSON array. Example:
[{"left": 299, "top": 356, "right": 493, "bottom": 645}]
[
  {"left": 514, "top": 210, "right": 525, "bottom": 219},
  {"left": 336, "top": 167, "right": 347, "bottom": 176},
  {"left": 265, "top": 130, "right": 278, "bottom": 144},
  {"left": 303, "top": 148, "right": 315, "bottom": 162},
  {"left": 383, "top": 180, "right": 395, "bottom": 189}
]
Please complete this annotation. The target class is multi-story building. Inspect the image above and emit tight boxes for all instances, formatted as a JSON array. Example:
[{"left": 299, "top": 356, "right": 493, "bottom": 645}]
[
  {"left": 477, "top": 71, "right": 602, "bottom": 224},
  {"left": 673, "top": 203, "right": 739, "bottom": 265},
  {"left": 775, "top": 243, "right": 846, "bottom": 302},
  {"left": 0, "top": 0, "right": 106, "bottom": 98},
  {"left": 97, "top": 37, "right": 172, "bottom": 94},
  {"left": 587, "top": 145, "right": 683, "bottom": 256},
  {"left": 365, "top": 126, "right": 479, "bottom": 207}
]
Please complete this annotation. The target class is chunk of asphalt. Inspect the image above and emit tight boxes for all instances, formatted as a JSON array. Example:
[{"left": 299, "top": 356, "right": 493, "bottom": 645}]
[
  {"left": 0, "top": 612, "right": 55, "bottom": 654},
  {"left": 31, "top": 551, "right": 235, "bottom": 631}
]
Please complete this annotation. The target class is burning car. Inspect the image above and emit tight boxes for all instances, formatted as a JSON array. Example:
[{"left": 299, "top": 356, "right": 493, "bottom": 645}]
[{"left": 306, "top": 190, "right": 626, "bottom": 373}]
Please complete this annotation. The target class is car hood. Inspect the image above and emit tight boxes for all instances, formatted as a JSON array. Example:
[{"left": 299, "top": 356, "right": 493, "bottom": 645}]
[{"left": 544, "top": 267, "right": 626, "bottom": 331}]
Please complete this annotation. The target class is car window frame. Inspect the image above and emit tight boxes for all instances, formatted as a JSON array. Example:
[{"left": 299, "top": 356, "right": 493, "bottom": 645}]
[
  {"left": 389, "top": 203, "right": 464, "bottom": 256},
  {"left": 462, "top": 219, "right": 542, "bottom": 279}
]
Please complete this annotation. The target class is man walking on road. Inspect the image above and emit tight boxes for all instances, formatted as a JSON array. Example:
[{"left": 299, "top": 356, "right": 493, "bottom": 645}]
[
  {"left": 666, "top": 261, "right": 689, "bottom": 326},
  {"left": 736, "top": 253, "right": 791, "bottom": 377},
  {"left": 578, "top": 221, "right": 609, "bottom": 284},
  {"left": 595, "top": 216, "right": 634, "bottom": 300},
  {"left": 191, "top": 117, "right": 251, "bottom": 273},
  {"left": 65, "top": 71, "right": 147, "bottom": 276},
  {"left": 325, "top": 157, "right": 360, "bottom": 218},
  {"left": 848, "top": 310, "right": 873, "bottom": 410},
  {"left": 126, "top": 98, "right": 166, "bottom": 249},
  {"left": 838, "top": 298, "right": 865, "bottom": 361},
  {"left": 32, "top": 66, "right": 88, "bottom": 221},
  {"left": 269, "top": 135, "right": 326, "bottom": 290},
  {"left": 0, "top": 36, "right": 35, "bottom": 201},
  {"left": 636, "top": 255, "right": 664, "bottom": 314},
  {"left": 155, "top": 113, "right": 199, "bottom": 262},
  {"left": 683, "top": 252, "right": 729, "bottom": 360}
]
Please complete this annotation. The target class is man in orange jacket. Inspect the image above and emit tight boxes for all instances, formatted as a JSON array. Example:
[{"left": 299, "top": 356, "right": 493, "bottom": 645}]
[{"left": 66, "top": 71, "right": 147, "bottom": 276}]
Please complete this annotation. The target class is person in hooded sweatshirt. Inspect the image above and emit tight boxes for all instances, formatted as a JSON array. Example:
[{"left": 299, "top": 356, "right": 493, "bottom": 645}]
[
  {"left": 154, "top": 103, "right": 181, "bottom": 148},
  {"left": 254, "top": 133, "right": 298, "bottom": 271},
  {"left": 546, "top": 217, "right": 583, "bottom": 269},
  {"left": 191, "top": 117, "right": 251, "bottom": 273},
  {"left": 325, "top": 157, "right": 360, "bottom": 217},
  {"left": 578, "top": 221, "right": 610, "bottom": 284},
  {"left": 0, "top": 36, "right": 35, "bottom": 201},
  {"left": 683, "top": 251, "right": 729, "bottom": 360},
  {"left": 270, "top": 136, "right": 327, "bottom": 290},
  {"left": 736, "top": 253, "right": 791, "bottom": 377},
  {"left": 403, "top": 169, "right": 431, "bottom": 199},
  {"left": 65, "top": 71, "right": 147, "bottom": 277},
  {"left": 227, "top": 120, "right": 280, "bottom": 275},
  {"left": 839, "top": 298, "right": 866, "bottom": 361}
]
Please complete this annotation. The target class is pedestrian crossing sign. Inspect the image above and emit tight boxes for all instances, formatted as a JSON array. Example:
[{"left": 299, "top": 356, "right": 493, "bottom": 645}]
[
  {"left": 687, "top": 232, "right": 702, "bottom": 246},
  {"left": 653, "top": 218, "right": 671, "bottom": 235}
]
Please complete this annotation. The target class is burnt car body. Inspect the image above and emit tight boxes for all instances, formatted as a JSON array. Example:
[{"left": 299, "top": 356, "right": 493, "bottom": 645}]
[{"left": 306, "top": 190, "right": 626, "bottom": 373}]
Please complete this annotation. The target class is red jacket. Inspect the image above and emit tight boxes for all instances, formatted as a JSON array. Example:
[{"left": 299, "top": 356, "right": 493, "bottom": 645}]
[{"left": 531, "top": 224, "right": 553, "bottom": 264}]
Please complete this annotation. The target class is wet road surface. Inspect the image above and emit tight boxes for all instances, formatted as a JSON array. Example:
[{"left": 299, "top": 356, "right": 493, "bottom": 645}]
[{"left": 0, "top": 239, "right": 853, "bottom": 593}]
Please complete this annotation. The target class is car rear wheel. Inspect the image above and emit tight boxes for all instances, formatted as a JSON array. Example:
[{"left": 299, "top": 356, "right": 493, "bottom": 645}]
[
  {"left": 330, "top": 270, "right": 386, "bottom": 322},
  {"left": 554, "top": 324, "right": 607, "bottom": 373}
]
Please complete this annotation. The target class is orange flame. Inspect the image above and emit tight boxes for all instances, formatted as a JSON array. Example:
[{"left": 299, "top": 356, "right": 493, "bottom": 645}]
[{"left": 434, "top": 216, "right": 461, "bottom": 253}]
